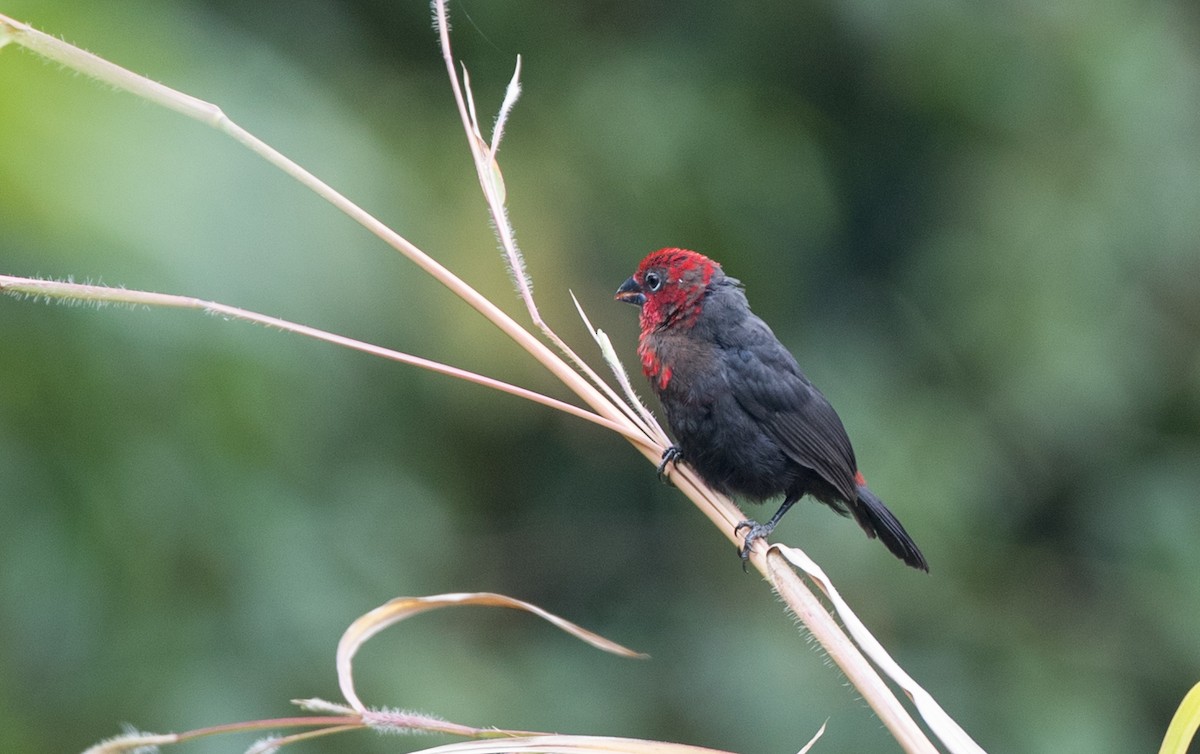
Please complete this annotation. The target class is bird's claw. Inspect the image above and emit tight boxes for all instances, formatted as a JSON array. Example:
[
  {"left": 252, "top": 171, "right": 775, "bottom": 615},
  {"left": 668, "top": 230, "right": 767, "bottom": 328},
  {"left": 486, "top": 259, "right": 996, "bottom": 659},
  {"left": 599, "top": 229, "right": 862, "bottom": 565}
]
[
  {"left": 734, "top": 519, "right": 775, "bottom": 570},
  {"left": 656, "top": 446, "right": 682, "bottom": 484}
]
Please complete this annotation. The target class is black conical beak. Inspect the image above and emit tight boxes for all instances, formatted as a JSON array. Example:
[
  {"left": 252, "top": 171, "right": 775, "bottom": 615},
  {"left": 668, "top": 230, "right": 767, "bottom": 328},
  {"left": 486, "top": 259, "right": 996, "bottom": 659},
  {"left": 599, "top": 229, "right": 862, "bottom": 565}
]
[{"left": 615, "top": 276, "right": 646, "bottom": 306}]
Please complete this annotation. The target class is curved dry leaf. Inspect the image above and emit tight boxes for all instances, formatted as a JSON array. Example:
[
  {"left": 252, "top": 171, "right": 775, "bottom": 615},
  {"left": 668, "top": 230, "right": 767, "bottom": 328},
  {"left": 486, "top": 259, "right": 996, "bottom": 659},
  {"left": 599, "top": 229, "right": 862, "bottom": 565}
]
[
  {"left": 773, "top": 545, "right": 985, "bottom": 754},
  {"left": 337, "top": 592, "right": 647, "bottom": 711},
  {"left": 407, "top": 733, "right": 739, "bottom": 754}
]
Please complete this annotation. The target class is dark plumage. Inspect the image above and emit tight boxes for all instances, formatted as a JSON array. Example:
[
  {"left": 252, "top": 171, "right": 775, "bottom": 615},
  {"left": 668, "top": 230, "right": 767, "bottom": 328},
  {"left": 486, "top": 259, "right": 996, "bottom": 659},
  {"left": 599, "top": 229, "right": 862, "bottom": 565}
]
[{"left": 616, "top": 248, "right": 928, "bottom": 571}]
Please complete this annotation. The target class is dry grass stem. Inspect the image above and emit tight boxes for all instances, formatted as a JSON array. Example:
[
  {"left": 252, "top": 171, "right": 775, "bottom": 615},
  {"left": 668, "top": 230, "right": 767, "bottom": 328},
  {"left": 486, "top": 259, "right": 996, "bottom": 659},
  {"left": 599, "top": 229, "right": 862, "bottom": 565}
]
[
  {"left": 774, "top": 547, "right": 986, "bottom": 752},
  {"left": 0, "top": 276, "right": 648, "bottom": 447}
]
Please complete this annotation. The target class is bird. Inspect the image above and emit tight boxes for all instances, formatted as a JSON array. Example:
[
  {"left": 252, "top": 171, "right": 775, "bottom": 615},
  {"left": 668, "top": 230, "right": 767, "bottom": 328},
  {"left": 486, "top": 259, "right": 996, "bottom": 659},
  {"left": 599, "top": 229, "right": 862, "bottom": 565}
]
[{"left": 615, "top": 247, "right": 928, "bottom": 571}]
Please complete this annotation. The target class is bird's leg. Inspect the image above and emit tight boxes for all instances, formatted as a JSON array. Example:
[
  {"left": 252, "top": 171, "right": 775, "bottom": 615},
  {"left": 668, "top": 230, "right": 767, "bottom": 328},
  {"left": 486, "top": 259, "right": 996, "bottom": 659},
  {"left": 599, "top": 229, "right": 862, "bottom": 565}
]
[
  {"left": 734, "top": 496, "right": 798, "bottom": 562},
  {"left": 656, "top": 445, "right": 682, "bottom": 484}
]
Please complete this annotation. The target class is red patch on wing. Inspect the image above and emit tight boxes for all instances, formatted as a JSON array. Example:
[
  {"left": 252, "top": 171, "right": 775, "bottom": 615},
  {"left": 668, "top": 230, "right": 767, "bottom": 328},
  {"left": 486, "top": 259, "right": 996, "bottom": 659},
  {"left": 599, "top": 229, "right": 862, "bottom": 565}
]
[{"left": 854, "top": 470, "right": 867, "bottom": 486}]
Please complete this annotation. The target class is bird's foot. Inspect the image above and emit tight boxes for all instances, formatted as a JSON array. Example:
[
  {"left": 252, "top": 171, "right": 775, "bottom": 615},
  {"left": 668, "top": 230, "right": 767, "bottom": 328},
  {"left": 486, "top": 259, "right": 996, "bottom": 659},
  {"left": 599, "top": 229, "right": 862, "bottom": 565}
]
[
  {"left": 734, "top": 519, "right": 777, "bottom": 567},
  {"left": 656, "top": 446, "right": 682, "bottom": 484}
]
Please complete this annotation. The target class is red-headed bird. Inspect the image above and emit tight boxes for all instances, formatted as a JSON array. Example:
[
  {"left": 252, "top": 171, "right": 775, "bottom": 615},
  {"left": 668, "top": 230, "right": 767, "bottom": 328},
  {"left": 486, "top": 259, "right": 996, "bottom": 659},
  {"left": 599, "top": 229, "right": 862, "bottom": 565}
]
[{"left": 616, "top": 248, "right": 928, "bottom": 571}]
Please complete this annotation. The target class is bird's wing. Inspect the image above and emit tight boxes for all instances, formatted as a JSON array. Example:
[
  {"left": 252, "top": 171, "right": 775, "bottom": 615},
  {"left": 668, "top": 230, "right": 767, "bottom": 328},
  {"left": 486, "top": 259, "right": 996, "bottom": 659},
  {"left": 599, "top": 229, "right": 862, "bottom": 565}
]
[{"left": 722, "top": 318, "right": 859, "bottom": 502}]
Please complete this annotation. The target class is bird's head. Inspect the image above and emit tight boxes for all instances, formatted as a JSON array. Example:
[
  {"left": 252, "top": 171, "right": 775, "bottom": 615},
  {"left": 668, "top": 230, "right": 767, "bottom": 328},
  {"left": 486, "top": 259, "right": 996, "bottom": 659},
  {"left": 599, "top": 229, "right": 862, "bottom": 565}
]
[{"left": 615, "top": 248, "right": 722, "bottom": 332}]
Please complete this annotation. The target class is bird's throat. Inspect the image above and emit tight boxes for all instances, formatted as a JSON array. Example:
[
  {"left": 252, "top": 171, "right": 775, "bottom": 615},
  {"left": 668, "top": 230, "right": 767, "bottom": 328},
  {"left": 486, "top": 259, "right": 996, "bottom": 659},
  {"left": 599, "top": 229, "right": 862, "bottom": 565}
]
[{"left": 638, "top": 340, "right": 673, "bottom": 391}]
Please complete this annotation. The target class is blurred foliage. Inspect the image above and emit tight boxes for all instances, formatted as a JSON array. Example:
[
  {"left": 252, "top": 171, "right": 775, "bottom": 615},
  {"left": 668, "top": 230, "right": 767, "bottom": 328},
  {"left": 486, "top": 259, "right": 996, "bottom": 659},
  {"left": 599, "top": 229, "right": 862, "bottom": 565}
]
[{"left": 2, "top": 1, "right": 1199, "bottom": 752}]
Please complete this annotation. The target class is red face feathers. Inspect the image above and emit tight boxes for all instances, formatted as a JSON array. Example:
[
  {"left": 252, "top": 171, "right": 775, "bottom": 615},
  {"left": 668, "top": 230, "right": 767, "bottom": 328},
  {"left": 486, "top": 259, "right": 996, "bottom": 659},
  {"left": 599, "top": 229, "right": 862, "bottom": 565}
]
[{"left": 614, "top": 248, "right": 722, "bottom": 334}]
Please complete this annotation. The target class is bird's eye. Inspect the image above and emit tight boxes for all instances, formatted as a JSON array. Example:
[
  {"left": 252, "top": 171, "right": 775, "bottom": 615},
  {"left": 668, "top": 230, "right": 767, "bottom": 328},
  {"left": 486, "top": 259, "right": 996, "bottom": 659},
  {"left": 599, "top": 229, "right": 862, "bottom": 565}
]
[{"left": 644, "top": 271, "right": 664, "bottom": 292}]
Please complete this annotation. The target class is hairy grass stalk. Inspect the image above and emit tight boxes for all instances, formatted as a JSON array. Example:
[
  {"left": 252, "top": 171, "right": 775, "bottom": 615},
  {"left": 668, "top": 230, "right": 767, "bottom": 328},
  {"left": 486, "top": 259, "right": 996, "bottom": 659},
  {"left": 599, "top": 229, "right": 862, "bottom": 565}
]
[{"left": 0, "top": 275, "right": 648, "bottom": 446}]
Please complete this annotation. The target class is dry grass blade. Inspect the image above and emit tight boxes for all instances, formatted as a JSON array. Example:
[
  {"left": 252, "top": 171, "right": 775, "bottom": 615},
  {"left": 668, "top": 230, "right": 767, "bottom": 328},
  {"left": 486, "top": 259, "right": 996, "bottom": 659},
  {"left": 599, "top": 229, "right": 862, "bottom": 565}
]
[
  {"left": 797, "top": 721, "right": 827, "bottom": 754},
  {"left": 0, "top": 276, "right": 648, "bottom": 446},
  {"left": 774, "top": 545, "right": 983, "bottom": 754},
  {"left": 243, "top": 724, "right": 360, "bottom": 753},
  {"left": 407, "top": 733, "right": 739, "bottom": 754},
  {"left": 570, "top": 291, "right": 668, "bottom": 444},
  {"left": 337, "top": 592, "right": 647, "bottom": 711},
  {"left": 460, "top": 63, "right": 507, "bottom": 205}
]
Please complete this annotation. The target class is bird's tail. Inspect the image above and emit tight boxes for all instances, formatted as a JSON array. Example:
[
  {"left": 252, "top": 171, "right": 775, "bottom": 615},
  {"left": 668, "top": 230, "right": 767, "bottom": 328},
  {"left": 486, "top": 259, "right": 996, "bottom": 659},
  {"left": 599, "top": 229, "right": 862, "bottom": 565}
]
[{"left": 852, "top": 485, "right": 929, "bottom": 572}]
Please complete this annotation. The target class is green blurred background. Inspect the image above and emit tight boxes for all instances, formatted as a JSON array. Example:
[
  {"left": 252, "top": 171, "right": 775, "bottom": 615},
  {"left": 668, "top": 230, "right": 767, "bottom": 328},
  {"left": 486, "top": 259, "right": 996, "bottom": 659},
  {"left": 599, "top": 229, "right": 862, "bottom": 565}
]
[{"left": 2, "top": 1, "right": 1199, "bottom": 752}]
